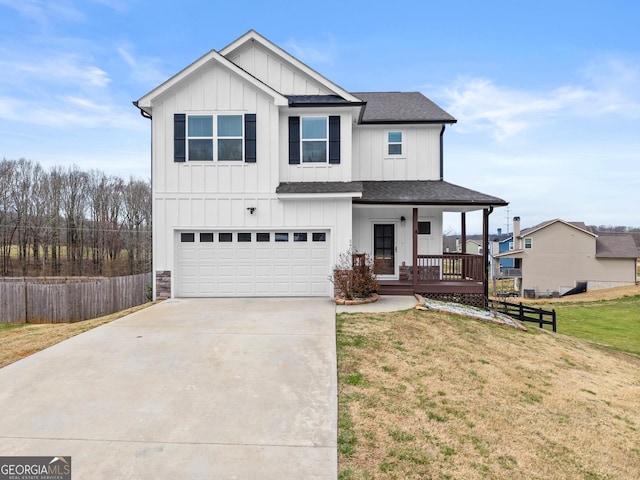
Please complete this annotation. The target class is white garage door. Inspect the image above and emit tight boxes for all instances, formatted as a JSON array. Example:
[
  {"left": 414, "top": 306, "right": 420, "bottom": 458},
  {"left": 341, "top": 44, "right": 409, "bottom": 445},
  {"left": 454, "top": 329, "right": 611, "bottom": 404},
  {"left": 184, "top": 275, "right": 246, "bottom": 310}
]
[{"left": 176, "top": 230, "right": 330, "bottom": 297}]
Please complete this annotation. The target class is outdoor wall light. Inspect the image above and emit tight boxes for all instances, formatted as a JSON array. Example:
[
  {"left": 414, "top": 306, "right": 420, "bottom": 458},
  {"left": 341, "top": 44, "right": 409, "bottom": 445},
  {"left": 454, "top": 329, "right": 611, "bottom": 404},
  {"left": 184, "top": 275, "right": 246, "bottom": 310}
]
[
  {"left": 400, "top": 216, "right": 406, "bottom": 226},
  {"left": 247, "top": 207, "right": 256, "bottom": 214}
]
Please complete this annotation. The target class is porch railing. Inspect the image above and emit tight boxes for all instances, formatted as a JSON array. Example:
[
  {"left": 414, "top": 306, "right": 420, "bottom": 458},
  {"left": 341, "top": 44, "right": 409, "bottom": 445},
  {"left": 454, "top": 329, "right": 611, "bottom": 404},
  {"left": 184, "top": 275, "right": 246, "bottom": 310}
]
[
  {"left": 404, "top": 254, "right": 484, "bottom": 282},
  {"left": 498, "top": 268, "right": 522, "bottom": 278}
]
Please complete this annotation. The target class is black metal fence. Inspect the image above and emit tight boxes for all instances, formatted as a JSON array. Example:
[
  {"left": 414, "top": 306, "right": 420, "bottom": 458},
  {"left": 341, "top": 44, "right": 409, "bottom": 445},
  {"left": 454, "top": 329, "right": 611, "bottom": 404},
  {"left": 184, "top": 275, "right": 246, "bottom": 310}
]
[{"left": 490, "top": 299, "right": 557, "bottom": 332}]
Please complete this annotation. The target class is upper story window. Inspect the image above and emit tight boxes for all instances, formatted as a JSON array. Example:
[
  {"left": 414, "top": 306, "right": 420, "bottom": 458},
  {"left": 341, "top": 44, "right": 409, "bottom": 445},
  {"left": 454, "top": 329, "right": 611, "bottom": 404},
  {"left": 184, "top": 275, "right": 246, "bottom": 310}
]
[
  {"left": 187, "top": 114, "right": 243, "bottom": 161},
  {"left": 174, "top": 113, "right": 256, "bottom": 163},
  {"left": 288, "top": 115, "right": 340, "bottom": 165},
  {"left": 301, "top": 117, "right": 328, "bottom": 163},
  {"left": 387, "top": 131, "right": 403, "bottom": 155},
  {"left": 524, "top": 237, "right": 533, "bottom": 249}
]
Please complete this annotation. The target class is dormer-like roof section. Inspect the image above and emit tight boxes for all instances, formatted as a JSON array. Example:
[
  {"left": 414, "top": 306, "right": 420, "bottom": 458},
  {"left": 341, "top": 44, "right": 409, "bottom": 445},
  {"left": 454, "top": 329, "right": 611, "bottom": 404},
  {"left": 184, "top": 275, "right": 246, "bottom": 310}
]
[
  {"left": 353, "top": 92, "right": 457, "bottom": 124},
  {"left": 220, "top": 30, "right": 362, "bottom": 104}
]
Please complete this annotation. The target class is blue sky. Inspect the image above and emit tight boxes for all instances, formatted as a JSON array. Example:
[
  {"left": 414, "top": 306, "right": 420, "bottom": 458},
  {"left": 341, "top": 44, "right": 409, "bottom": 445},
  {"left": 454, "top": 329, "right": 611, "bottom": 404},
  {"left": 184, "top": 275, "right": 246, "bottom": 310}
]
[{"left": 1, "top": 0, "right": 639, "bottom": 234}]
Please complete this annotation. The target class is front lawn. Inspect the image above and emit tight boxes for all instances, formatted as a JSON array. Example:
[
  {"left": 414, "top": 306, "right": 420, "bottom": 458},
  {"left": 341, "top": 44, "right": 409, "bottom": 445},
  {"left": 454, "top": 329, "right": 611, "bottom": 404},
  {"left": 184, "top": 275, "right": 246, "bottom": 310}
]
[
  {"left": 532, "top": 295, "right": 640, "bottom": 356},
  {"left": 337, "top": 308, "right": 640, "bottom": 479}
]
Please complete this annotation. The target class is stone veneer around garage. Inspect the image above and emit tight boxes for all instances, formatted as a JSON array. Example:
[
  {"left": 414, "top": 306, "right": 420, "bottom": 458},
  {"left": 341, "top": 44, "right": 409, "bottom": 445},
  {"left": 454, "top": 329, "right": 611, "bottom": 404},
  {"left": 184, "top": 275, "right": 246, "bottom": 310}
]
[{"left": 155, "top": 270, "right": 171, "bottom": 299}]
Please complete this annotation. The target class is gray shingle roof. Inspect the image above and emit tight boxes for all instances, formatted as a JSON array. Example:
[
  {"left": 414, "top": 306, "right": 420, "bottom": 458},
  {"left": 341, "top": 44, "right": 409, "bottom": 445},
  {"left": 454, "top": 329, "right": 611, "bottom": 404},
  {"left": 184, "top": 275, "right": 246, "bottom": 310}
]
[
  {"left": 357, "top": 181, "right": 506, "bottom": 206},
  {"left": 276, "top": 180, "right": 507, "bottom": 206},
  {"left": 352, "top": 92, "right": 457, "bottom": 124},
  {"left": 276, "top": 181, "right": 363, "bottom": 194},
  {"left": 595, "top": 235, "right": 639, "bottom": 258}
]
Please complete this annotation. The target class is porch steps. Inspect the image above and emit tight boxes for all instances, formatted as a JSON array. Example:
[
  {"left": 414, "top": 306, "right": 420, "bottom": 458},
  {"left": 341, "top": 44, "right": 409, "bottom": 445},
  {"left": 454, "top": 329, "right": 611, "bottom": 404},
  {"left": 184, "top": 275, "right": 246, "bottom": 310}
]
[{"left": 377, "top": 283, "right": 415, "bottom": 296}]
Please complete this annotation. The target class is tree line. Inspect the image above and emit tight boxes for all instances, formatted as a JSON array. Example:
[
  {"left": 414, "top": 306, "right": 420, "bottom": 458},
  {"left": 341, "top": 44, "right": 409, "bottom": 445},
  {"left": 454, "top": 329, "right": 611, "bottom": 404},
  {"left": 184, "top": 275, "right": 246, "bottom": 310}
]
[{"left": 0, "top": 158, "right": 151, "bottom": 277}]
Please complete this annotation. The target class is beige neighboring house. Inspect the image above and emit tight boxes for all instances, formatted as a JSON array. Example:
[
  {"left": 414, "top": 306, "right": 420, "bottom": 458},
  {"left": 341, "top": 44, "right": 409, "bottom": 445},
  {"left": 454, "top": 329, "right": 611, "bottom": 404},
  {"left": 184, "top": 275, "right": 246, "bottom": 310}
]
[{"left": 494, "top": 217, "right": 639, "bottom": 297}]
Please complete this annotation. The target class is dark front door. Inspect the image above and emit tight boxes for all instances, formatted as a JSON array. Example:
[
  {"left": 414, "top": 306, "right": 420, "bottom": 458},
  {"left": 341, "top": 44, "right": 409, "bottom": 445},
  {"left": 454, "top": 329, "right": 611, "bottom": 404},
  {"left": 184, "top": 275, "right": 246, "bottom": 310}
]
[{"left": 374, "top": 224, "right": 395, "bottom": 275}]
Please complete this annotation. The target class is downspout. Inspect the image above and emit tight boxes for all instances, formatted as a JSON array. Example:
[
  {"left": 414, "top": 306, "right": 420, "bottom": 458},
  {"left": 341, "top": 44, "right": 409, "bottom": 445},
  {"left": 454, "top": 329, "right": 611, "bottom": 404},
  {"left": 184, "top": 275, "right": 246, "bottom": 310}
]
[
  {"left": 132, "top": 100, "right": 154, "bottom": 297},
  {"left": 439, "top": 125, "right": 445, "bottom": 180},
  {"left": 482, "top": 206, "right": 494, "bottom": 307}
]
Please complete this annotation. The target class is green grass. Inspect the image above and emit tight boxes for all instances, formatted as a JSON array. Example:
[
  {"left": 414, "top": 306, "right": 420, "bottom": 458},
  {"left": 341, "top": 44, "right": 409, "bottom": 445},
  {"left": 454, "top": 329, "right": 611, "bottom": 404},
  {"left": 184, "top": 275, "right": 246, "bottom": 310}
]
[{"left": 538, "top": 295, "right": 640, "bottom": 356}]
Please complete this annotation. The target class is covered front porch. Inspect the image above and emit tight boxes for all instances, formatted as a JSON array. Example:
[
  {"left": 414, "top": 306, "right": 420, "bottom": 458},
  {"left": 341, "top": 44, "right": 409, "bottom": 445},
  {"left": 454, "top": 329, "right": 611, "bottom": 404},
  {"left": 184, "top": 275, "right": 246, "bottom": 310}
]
[
  {"left": 350, "top": 181, "right": 508, "bottom": 307},
  {"left": 363, "top": 207, "right": 489, "bottom": 307}
]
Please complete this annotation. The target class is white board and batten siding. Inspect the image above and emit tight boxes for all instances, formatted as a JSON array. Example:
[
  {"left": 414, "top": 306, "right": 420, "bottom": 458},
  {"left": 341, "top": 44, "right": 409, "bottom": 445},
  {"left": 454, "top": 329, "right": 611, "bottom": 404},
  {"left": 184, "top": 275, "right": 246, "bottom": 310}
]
[
  {"left": 227, "top": 42, "right": 333, "bottom": 96},
  {"left": 352, "top": 125, "right": 442, "bottom": 181},
  {"left": 151, "top": 63, "right": 281, "bottom": 197},
  {"left": 154, "top": 197, "right": 352, "bottom": 297},
  {"left": 147, "top": 40, "right": 359, "bottom": 298}
]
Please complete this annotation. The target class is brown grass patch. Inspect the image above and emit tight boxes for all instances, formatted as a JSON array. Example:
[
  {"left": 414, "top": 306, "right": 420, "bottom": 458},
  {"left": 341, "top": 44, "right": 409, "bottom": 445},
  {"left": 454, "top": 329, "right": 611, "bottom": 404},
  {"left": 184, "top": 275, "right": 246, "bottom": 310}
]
[
  {"left": 0, "top": 302, "right": 157, "bottom": 369},
  {"left": 337, "top": 309, "right": 640, "bottom": 479},
  {"left": 504, "top": 284, "right": 640, "bottom": 304}
]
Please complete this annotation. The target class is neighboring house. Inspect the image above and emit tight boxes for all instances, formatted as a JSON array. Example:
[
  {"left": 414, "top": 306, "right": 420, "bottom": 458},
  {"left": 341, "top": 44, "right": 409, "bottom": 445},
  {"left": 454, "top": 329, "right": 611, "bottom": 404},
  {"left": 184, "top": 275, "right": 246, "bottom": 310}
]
[
  {"left": 465, "top": 239, "right": 482, "bottom": 255},
  {"left": 135, "top": 30, "right": 507, "bottom": 305},
  {"left": 496, "top": 236, "right": 515, "bottom": 269},
  {"left": 494, "top": 218, "right": 638, "bottom": 296}
]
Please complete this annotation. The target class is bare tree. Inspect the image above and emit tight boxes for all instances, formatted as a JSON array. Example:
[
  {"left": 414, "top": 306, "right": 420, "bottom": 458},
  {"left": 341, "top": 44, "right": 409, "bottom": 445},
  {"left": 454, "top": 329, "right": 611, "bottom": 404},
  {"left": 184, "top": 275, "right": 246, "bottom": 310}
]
[
  {"left": 0, "top": 159, "right": 151, "bottom": 277},
  {"left": 122, "top": 177, "right": 151, "bottom": 274},
  {"left": 61, "top": 166, "right": 88, "bottom": 275},
  {"left": 0, "top": 159, "right": 17, "bottom": 275}
]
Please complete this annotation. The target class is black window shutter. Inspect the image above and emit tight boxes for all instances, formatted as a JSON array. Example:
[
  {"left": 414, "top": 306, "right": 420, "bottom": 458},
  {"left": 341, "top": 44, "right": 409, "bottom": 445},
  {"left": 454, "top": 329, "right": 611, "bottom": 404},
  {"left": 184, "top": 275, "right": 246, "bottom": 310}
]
[
  {"left": 174, "top": 114, "right": 186, "bottom": 163},
  {"left": 244, "top": 114, "right": 256, "bottom": 163},
  {"left": 288, "top": 116, "right": 300, "bottom": 164},
  {"left": 329, "top": 115, "right": 340, "bottom": 164}
]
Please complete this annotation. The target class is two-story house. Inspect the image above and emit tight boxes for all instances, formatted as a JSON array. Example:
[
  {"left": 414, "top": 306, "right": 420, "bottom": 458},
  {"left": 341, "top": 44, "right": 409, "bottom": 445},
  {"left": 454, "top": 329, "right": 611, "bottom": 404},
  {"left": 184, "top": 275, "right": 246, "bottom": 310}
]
[
  {"left": 135, "top": 30, "right": 507, "bottom": 306},
  {"left": 494, "top": 217, "right": 638, "bottom": 297}
]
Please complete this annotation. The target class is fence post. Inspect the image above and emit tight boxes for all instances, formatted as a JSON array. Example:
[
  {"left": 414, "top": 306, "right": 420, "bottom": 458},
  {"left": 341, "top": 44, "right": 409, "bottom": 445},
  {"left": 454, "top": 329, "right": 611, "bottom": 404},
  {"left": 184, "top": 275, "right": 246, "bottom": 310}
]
[
  {"left": 552, "top": 310, "right": 557, "bottom": 332},
  {"left": 24, "top": 279, "right": 28, "bottom": 323},
  {"left": 539, "top": 310, "right": 543, "bottom": 329},
  {"left": 519, "top": 302, "right": 524, "bottom": 321}
]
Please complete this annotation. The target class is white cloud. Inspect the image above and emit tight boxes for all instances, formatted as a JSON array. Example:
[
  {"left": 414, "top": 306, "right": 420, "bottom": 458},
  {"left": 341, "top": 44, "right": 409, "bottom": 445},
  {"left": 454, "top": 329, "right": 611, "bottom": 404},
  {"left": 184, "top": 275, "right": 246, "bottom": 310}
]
[
  {"left": 117, "top": 43, "right": 166, "bottom": 86},
  {"left": 439, "top": 77, "right": 588, "bottom": 141},
  {"left": 0, "top": 0, "right": 85, "bottom": 24},
  {"left": 0, "top": 52, "right": 110, "bottom": 88},
  {"left": 438, "top": 56, "right": 640, "bottom": 142},
  {"left": 283, "top": 34, "right": 339, "bottom": 65}
]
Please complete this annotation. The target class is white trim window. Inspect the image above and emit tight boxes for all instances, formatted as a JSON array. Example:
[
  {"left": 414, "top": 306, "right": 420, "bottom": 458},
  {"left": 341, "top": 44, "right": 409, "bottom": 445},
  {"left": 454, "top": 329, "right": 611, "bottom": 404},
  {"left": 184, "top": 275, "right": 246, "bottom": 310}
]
[
  {"left": 387, "top": 131, "right": 403, "bottom": 156},
  {"left": 524, "top": 237, "right": 533, "bottom": 249},
  {"left": 187, "top": 114, "right": 243, "bottom": 161},
  {"left": 301, "top": 116, "right": 328, "bottom": 163}
]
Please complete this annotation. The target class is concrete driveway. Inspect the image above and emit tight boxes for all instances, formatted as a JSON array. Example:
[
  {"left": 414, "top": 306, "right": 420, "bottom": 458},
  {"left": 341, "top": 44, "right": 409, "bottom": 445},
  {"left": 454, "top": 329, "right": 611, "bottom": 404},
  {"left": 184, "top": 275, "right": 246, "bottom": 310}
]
[{"left": 0, "top": 298, "right": 337, "bottom": 479}]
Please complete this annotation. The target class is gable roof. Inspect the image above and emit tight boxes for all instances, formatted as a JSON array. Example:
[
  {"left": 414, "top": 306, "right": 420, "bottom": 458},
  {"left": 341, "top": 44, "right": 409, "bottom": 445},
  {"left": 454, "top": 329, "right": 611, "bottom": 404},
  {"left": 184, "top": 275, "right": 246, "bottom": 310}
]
[
  {"left": 595, "top": 235, "right": 639, "bottom": 258},
  {"left": 220, "top": 30, "right": 362, "bottom": 103},
  {"left": 276, "top": 180, "right": 507, "bottom": 207},
  {"left": 520, "top": 219, "right": 596, "bottom": 238},
  {"left": 135, "top": 48, "right": 288, "bottom": 114},
  {"left": 353, "top": 92, "right": 456, "bottom": 124}
]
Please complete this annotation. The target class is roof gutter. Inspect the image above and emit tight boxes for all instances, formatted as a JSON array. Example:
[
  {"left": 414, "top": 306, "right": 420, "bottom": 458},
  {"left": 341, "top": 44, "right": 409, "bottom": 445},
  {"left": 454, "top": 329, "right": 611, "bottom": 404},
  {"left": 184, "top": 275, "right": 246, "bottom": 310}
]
[{"left": 132, "top": 100, "right": 152, "bottom": 120}]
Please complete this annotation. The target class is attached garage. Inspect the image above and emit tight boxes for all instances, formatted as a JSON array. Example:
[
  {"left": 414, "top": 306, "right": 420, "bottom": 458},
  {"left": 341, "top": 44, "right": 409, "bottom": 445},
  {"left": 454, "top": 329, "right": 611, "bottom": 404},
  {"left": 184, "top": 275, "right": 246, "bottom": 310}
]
[{"left": 176, "top": 230, "right": 331, "bottom": 297}]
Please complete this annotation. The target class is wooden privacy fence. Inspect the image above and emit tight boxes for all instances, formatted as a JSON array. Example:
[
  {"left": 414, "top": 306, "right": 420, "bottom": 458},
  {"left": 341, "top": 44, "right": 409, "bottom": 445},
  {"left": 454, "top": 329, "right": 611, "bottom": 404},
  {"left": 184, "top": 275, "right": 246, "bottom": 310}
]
[
  {"left": 489, "top": 299, "right": 557, "bottom": 332},
  {"left": 0, "top": 273, "right": 151, "bottom": 324}
]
